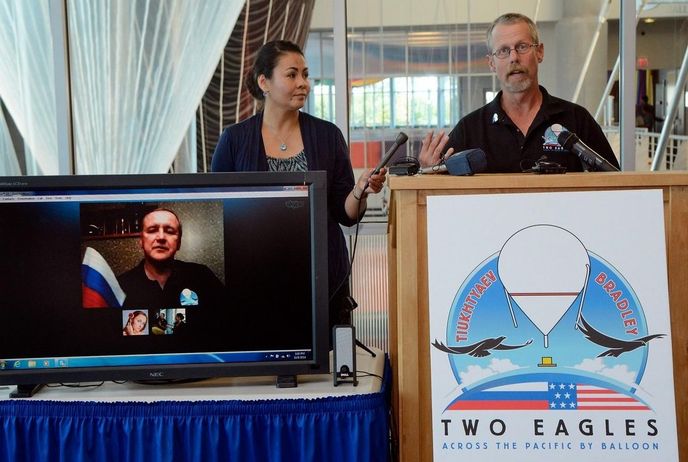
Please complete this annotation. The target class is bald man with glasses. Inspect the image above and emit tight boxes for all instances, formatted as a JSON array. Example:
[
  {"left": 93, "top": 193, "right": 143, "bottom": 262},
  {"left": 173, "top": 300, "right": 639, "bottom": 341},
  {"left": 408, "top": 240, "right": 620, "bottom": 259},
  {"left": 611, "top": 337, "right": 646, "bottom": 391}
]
[{"left": 419, "top": 12, "right": 619, "bottom": 173}]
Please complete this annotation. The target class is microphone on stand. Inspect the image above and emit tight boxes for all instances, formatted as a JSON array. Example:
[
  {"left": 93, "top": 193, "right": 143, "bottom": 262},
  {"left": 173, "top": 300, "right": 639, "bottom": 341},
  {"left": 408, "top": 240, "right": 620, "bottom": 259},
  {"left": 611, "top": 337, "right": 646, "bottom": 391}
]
[
  {"left": 557, "top": 130, "right": 619, "bottom": 172},
  {"left": 419, "top": 148, "right": 487, "bottom": 175}
]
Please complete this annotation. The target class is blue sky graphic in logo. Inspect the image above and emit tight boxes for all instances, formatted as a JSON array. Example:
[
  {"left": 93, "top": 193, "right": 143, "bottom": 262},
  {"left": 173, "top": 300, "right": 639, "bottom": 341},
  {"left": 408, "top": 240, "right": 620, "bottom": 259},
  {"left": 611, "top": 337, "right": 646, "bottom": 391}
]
[{"left": 436, "top": 224, "right": 663, "bottom": 411}]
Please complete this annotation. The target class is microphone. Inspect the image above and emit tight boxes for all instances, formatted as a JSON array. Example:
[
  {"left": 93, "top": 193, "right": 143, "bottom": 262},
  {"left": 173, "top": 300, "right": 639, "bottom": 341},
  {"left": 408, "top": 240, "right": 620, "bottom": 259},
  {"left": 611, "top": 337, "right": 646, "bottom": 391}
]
[
  {"left": 372, "top": 132, "right": 409, "bottom": 175},
  {"left": 419, "top": 148, "right": 487, "bottom": 175},
  {"left": 557, "top": 130, "right": 619, "bottom": 172}
]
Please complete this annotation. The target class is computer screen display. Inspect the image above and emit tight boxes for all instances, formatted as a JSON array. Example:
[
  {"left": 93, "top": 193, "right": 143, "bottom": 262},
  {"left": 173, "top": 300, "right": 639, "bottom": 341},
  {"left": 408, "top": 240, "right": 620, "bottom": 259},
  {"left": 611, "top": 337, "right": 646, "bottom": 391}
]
[{"left": 0, "top": 172, "right": 329, "bottom": 390}]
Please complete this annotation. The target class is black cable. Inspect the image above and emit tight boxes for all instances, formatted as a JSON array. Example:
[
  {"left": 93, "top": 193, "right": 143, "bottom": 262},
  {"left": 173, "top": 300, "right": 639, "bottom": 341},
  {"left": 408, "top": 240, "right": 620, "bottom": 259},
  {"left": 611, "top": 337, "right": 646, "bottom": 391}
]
[
  {"left": 328, "top": 187, "right": 367, "bottom": 304},
  {"left": 356, "top": 370, "right": 383, "bottom": 381},
  {"left": 519, "top": 157, "right": 537, "bottom": 172},
  {"left": 520, "top": 155, "right": 566, "bottom": 174},
  {"left": 47, "top": 382, "right": 105, "bottom": 389}
]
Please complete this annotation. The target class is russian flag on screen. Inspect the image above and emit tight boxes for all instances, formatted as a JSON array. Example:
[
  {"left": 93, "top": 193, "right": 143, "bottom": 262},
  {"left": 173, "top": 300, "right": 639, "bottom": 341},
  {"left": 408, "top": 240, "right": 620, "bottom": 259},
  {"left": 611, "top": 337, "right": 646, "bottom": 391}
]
[{"left": 81, "top": 247, "right": 125, "bottom": 308}]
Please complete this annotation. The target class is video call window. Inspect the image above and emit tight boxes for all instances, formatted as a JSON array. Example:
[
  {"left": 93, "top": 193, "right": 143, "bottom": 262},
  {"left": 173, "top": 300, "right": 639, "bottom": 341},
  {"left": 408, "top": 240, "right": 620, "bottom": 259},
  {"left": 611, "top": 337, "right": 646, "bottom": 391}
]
[{"left": 80, "top": 201, "right": 225, "bottom": 339}]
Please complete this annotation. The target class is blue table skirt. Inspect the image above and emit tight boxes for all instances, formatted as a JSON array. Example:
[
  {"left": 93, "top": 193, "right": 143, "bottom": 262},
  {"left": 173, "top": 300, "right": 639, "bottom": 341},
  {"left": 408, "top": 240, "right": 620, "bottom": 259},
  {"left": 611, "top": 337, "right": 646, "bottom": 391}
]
[{"left": 0, "top": 360, "right": 390, "bottom": 462}]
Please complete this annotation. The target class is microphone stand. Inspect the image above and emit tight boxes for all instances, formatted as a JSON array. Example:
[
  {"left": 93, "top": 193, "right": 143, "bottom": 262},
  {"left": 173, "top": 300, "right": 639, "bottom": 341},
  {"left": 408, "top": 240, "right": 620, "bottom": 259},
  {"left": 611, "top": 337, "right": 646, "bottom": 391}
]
[
  {"left": 344, "top": 295, "right": 376, "bottom": 357},
  {"left": 356, "top": 339, "right": 376, "bottom": 358}
]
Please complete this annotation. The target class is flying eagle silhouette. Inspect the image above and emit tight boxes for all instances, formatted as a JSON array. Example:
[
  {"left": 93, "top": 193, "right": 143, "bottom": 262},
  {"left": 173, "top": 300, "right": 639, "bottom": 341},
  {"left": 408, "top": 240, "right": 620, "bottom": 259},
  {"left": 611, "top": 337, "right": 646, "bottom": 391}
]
[
  {"left": 432, "top": 336, "right": 533, "bottom": 358},
  {"left": 577, "top": 315, "right": 665, "bottom": 358}
]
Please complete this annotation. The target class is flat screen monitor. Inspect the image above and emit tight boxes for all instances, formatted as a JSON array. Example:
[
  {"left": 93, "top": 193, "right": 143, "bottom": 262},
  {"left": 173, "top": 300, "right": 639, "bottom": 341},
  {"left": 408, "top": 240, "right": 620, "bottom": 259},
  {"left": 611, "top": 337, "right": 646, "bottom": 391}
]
[{"left": 0, "top": 171, "right": 329, "bottom": 395}]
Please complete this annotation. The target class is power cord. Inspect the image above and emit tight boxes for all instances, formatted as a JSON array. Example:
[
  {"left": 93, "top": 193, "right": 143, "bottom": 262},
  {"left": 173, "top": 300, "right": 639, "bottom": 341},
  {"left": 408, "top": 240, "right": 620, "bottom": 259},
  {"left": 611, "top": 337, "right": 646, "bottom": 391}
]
[
  {"left": 47, "top": 382, "right": 105, "bottom": 389},
  {"left": 329, "top": 184, "right": 367, "bottom": 306},
  {"left": 356, "top": 370, "right": 383, "bottom": 381},
  {"left": 520, "top": 155, "right": 567, "bottom": 174}
]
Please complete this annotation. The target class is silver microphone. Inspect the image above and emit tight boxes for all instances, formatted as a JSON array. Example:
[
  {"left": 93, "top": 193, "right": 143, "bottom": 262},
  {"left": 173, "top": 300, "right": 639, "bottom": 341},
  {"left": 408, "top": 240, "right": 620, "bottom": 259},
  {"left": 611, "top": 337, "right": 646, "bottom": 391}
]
[
  {"left": 419, "top": 149, "right": 487, "bottom": 176},
  {"left": 419, "top": 164, "right": 448, "bottom": 174}
]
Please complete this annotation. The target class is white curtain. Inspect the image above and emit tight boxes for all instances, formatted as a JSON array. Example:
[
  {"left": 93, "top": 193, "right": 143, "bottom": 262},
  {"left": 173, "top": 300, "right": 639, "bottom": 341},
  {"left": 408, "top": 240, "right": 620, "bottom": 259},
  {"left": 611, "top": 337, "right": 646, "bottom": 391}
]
[
  {"left": 0, "top": 108, "right": 20, "bottom": 175},
  {"left": 0, "top": 0, "right": 59, "bottom": 175},
  {"left": 172, "top": 118, "right": 197, "bottom": 173},
  {"left": 68, "top": 0, "right": 243, "bottom": 174}
]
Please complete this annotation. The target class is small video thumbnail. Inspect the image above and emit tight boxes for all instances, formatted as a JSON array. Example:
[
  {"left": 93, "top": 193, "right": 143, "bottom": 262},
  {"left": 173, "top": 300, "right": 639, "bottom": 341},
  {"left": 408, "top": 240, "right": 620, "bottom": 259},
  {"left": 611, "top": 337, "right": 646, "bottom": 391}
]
[
  {"left": 122, "top": 310, "right": 149, "bottom": 336},
  {"left": 151, "top": 308, "right": 187, "bottom": 336}
]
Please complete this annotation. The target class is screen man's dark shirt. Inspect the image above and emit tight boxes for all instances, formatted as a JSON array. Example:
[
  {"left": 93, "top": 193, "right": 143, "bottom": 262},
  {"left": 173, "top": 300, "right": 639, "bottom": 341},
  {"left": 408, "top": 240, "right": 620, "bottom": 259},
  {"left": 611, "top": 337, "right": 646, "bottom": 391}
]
[{"left": 118, "top": 260, "right": 225, "bottom": 309}]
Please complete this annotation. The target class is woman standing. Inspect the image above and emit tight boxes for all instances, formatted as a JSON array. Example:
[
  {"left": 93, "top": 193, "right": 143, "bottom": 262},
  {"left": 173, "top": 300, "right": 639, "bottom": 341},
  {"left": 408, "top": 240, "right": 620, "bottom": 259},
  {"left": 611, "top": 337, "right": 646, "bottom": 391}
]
[{"left": 211, "top": 40, "right": 387, "bottom": 339}]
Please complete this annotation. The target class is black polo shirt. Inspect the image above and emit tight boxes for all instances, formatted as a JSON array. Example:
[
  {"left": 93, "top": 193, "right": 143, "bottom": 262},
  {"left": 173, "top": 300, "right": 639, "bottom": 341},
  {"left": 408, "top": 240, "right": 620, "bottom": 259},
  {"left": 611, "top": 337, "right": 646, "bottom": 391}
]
[
  {"left": 446, "top": 86, "right": 620, "bottom": 172},
  {"left": 118, "top": 259, "right": 225, "bottom": 310}
]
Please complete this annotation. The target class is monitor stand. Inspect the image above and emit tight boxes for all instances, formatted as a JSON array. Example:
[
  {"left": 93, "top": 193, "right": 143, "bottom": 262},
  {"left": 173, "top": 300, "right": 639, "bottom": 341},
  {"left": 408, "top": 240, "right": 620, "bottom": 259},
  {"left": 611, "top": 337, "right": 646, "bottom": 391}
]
[{"left": 10, "top": 384, "right": 45, "bottom": 398}]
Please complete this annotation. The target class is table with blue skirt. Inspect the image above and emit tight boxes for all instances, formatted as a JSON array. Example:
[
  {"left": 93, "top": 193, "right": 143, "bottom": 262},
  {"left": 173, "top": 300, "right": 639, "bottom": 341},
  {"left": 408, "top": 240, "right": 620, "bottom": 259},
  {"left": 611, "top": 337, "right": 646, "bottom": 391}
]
[{"left": 0, "top": 348, "right": 390, "bottom": 462}]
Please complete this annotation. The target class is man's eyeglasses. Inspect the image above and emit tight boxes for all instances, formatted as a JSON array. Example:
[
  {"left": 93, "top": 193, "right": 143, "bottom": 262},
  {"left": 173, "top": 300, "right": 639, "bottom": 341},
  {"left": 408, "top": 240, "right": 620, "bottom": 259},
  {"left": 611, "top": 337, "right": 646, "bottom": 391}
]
[{"left": 491, "top": 43, "right": 539, "bottom": 59}]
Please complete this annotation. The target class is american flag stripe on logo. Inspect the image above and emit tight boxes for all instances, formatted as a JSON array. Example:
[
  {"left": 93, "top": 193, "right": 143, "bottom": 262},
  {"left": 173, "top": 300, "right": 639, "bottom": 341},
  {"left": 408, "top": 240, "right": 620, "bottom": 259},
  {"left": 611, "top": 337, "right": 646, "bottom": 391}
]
[
  {"left": 576, "top": 385, "right": 650, "bottom": 410},
  {"left": 448, "top": 381, "right": 649, "bottom": 411}
]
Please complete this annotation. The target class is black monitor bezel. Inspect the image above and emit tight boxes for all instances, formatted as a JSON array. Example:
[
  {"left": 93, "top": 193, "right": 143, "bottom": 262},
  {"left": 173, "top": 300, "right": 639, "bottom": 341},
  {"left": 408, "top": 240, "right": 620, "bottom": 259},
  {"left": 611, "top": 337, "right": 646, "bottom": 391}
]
[{"left": 0, "top": 171, "right": 330, "bottom": 386}]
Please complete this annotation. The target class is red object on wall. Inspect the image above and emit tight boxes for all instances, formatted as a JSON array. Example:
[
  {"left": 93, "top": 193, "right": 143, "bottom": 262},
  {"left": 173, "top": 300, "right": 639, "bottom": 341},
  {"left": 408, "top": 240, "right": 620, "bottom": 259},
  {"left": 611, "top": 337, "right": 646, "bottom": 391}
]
[{"left": 350, "top": 141, "right": 382, "bottom": 169}]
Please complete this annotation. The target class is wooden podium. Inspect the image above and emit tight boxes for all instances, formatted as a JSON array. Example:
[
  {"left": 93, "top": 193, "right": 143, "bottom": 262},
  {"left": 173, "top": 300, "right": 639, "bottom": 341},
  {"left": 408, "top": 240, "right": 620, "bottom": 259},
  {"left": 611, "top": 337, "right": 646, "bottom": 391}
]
[{"left": 387, "top": 172, "right": 688, "bottom": 462}]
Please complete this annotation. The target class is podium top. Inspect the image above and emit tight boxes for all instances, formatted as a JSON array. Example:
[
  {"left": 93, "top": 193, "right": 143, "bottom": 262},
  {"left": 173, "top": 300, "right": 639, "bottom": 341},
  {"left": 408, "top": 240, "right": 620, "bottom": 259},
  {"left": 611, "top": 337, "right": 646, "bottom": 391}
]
[{"left": 388, "top": 171, "right": 688, "bottom": 191}]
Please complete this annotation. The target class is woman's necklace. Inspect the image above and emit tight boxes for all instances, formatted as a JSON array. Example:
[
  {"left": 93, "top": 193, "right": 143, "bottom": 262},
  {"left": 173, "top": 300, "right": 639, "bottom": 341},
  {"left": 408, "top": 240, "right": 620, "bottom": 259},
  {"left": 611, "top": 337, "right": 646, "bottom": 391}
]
[
  {"left": 278, "top": 137, "right": 288, "bottom": 152},
  {"left": 265, "top": 122, "right": 298, "bottom": 152}
]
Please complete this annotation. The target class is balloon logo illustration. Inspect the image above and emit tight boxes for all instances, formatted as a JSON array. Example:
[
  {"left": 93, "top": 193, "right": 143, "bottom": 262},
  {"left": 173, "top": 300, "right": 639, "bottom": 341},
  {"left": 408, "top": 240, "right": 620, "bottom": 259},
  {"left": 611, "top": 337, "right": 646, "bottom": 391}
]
[{"left": 498, "top": 225, "right": 590, "bottom": 348}]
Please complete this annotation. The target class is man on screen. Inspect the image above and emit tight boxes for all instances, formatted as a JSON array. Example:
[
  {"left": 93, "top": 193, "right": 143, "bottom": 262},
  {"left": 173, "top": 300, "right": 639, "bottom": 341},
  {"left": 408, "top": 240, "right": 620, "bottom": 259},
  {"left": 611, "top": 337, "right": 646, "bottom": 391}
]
[{"left": 118, "top": 208, "right": 225, "bottom": 309}]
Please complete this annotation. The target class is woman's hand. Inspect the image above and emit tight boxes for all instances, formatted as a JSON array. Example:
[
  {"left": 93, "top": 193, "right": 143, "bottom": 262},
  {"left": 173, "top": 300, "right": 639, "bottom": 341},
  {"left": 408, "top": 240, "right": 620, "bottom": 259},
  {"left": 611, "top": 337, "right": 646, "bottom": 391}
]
[
  {"left": 357, "top": 167, "right": 387, "bottom": 197},
  {"left": 346, "top": 167, "right": 388, "bottom": 220},
  {"left": 351, "top": 167, "right": 387, "bottom": 201}
]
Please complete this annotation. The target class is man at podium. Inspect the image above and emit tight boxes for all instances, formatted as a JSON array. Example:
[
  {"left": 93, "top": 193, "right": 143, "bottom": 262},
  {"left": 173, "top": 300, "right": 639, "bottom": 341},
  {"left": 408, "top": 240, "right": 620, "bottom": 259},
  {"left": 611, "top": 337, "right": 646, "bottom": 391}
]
[{"left": 419, "top": 12, "right": 620, "bottom": 173}]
